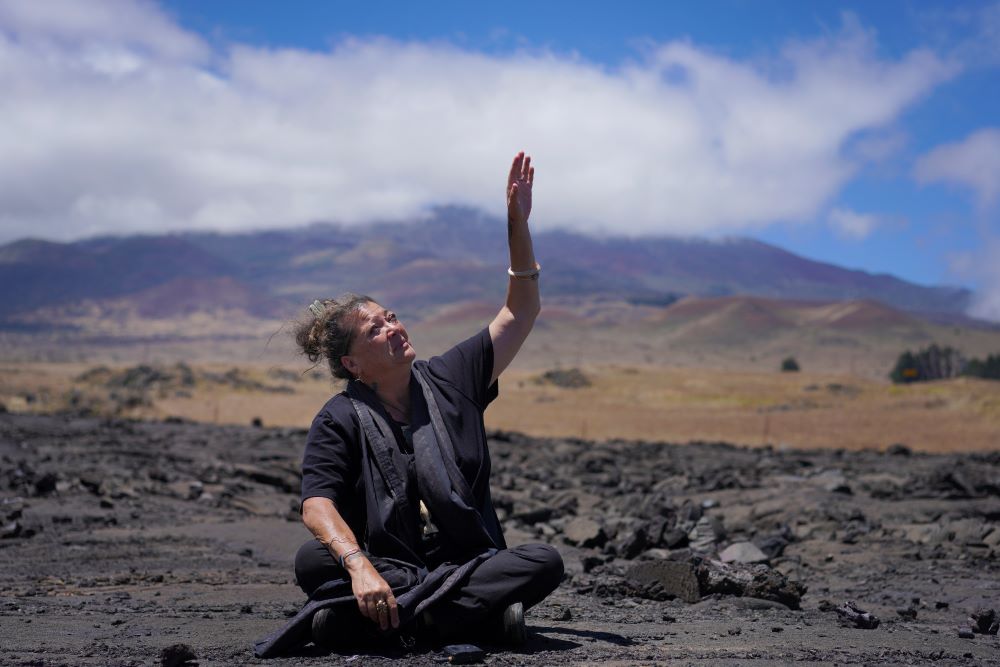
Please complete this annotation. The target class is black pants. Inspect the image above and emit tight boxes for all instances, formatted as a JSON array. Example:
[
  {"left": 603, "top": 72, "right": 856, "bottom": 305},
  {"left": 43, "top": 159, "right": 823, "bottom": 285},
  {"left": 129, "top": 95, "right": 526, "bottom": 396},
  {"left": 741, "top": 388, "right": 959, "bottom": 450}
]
[{"left": 294, "top": 540, "right": 563, "bottom": 635}]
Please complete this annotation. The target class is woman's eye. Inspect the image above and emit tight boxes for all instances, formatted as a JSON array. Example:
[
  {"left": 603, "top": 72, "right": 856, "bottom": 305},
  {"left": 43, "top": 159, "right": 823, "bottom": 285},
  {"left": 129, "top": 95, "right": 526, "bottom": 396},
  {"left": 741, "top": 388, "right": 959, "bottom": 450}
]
[{"left": 387, "top": 313, "right": 397, "bottom": 322}]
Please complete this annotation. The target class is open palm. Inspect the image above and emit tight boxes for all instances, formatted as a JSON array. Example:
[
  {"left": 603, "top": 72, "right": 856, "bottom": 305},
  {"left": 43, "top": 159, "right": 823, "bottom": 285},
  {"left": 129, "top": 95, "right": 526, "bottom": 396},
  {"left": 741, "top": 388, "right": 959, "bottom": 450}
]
[{"left": 507, "top": 151, "right": 534, "bottom": 226}]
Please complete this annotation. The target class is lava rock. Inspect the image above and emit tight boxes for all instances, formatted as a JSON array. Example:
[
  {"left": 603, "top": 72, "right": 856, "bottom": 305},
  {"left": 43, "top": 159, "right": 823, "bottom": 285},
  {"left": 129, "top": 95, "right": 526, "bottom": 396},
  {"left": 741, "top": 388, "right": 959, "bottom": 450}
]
[
  {"left": 33, "top": 472, "right": 58, "bottom": 497},
  {"left": 814, "top": 470, "right": 852, "bottom": 495},
  {"left": 160, "top": 643, "right": 197, "bottom": 667},
  {"left": 563, "top": 517, "right": 607, "bottom": 548},
  {"left": 753, "top": 529, "right": 791, "bottom": 560},
  {"left": 719, "top": 542, "right": 768, "bottom": 564},
  {"left": 625, "top": 560, "right": 701, "bottom": 603},
  {"left": 696, "top": 559, "right": 806, "bottom": 610},
  {"left": 821, "top": 600, "right": 880, "bottom": 629},
  {"left": 619, "top": 526, "right": 650, "bottom": 559},
  {"left": 2, "top": 520, "right": 24, "bottom": 539},
  {"left": 165, "top": 480, "right": 203, "bottom": 501},
  {"left": 512, "top": 507, "right": 555, "bottom": 525},
  {"left": 661, "top": 528, "right": 689, "bottom": 549},
  {"left": 688, "top": 515, "right": 725, "bottom": 553},
  {"left": 970, "top": 608, "right": 999, "bottom": 635},
  {"left": 581, "top": 555, "right": 605, "bottom": 573},
  {"left": 232, "top": 463, "right": 299, "bottom": 494}
]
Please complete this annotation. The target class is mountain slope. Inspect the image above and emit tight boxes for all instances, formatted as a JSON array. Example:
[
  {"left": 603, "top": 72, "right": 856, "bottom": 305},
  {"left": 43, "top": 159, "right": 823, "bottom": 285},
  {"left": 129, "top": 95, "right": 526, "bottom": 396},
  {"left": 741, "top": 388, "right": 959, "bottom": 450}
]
[
  {"left": 0, "top": 207, "right": 974, "bottom": 328},
  {"left": 0, "top": 236, "right": 233, "bottom": 319}
]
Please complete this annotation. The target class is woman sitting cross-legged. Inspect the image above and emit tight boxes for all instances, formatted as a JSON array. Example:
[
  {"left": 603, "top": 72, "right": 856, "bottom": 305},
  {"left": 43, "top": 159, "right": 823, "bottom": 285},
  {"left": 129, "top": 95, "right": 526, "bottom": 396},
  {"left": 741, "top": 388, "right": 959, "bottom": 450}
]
[{"left": 254, "top": 152, "right": 562, "bottom": 657}]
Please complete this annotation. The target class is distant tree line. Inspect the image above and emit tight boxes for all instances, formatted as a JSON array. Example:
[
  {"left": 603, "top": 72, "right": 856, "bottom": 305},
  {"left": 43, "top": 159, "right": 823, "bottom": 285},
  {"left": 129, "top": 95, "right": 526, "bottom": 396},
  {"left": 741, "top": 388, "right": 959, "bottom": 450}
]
[
  {"left": 964, "top": 354, "right": 1000, "bottom": 380},
  {"left": 890, "top": 344, "right": 1000, "bottom": 383}
]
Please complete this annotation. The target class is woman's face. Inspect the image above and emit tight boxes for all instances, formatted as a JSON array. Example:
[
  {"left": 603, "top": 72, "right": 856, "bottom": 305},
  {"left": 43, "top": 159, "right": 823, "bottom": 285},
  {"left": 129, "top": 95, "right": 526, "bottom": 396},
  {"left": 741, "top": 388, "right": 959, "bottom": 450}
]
[{"left": 340, "top": 301, "right": 416, "bottom": 381}]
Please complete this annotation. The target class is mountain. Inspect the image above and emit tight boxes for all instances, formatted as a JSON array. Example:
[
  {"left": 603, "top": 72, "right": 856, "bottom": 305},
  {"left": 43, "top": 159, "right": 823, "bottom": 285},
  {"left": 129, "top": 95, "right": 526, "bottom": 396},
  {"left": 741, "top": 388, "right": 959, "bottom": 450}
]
[
  {"left": 0, "top": 207, "right": 974, "bottom": 330},
  {"left": 0, "top": 236, "right": 233, "bottom": 320}
]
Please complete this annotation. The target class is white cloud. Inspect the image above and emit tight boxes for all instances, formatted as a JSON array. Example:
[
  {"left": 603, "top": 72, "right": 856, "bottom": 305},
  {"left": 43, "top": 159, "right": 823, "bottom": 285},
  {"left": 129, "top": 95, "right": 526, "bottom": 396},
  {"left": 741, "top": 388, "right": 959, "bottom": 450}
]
[
  {"left": 0, "top": 1, "right": 958, "bottom": 242},
  {"left": 828, "top": 207, "right": 881, "bottom": 240},
  {"left": 914, "top": 128, "right": 1000, "bottom": 206},
  {"left": 848, "top": 129, "right": 908, "bottom": 163},
  {"left": 0, "top": 0, "right": 207, "bottom": 62},
  {"left": 950, "top": 239, "right": 1000, "bottom": 322},
  {"left": 917, "top": 1, "right": 1000, "bottom": 69}
]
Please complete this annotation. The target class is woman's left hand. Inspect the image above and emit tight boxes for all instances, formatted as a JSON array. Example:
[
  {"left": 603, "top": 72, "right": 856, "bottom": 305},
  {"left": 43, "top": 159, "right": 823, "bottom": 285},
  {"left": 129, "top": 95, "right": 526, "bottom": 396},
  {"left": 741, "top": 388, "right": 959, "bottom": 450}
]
[
  {"left": 348, "top": 560, "right": 400, "bottom": 632},
  {"left": 507, "top": 151, "right": 533, "bottom": 226}
]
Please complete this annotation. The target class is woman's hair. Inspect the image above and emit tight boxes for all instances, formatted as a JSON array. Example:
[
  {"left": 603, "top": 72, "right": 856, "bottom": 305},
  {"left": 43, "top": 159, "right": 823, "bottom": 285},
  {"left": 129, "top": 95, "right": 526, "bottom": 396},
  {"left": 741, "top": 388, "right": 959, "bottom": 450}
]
[{"left": 294, "top": 293, "right": 375, "bottom": 380}]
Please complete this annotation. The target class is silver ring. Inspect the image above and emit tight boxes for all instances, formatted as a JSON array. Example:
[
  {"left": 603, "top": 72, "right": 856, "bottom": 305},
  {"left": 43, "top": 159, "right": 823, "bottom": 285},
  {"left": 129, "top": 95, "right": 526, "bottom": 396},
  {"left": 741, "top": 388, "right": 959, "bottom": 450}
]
[{"left": 376, "top": 599, "right": 388, "bottom": 614}]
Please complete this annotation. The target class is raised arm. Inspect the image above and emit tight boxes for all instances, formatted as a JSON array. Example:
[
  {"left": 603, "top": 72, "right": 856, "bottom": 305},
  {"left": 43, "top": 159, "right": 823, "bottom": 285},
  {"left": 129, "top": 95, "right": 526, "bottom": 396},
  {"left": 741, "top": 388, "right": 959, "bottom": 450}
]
[{"left": 488, "top": 151, "right": 540, "bottom": 385}]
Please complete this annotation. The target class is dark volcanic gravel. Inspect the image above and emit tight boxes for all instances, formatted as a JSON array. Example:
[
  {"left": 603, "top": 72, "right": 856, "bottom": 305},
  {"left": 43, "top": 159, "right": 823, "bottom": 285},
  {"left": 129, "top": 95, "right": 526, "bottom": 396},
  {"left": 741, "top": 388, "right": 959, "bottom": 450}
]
[{"left": 1, "top": 413, "right": 999, "bottom": 665}]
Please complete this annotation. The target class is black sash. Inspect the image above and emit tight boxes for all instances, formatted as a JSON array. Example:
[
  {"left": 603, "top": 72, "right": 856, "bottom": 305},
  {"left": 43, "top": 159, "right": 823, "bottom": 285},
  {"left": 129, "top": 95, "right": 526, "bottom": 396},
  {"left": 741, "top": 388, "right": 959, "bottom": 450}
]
[{"left": 346, "top": 366, "right": 499, "bottom": 563}]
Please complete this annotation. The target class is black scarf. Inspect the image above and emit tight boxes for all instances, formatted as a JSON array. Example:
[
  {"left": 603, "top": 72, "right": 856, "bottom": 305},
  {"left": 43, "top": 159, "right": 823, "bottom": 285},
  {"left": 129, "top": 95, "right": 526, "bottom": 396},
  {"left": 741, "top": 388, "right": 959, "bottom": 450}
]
[{"left": 346, "top": 365, "right": 504, "bottom": 564}]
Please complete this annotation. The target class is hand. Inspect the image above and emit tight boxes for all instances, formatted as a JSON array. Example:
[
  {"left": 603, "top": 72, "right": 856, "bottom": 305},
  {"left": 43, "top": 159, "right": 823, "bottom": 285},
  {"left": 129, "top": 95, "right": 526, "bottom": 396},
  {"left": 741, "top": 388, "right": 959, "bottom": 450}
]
[
  {"left": 348, "top": 560, "right": 399, "bottom": 632},
  {"left": 507, "top": 151, "right": 534, "bottom": 226}
]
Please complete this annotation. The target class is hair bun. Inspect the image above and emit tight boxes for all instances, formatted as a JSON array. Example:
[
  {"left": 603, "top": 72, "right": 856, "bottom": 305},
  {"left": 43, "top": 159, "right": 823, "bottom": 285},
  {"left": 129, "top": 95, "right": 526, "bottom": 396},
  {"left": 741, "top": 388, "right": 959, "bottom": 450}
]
[{"left": 293, "top": 293, "right": 374, "bottom": 379}]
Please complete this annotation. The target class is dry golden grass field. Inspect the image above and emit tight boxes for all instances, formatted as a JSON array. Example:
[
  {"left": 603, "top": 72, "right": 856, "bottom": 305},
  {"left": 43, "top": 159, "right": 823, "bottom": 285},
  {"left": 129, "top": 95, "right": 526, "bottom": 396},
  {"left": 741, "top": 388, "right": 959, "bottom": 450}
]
[{"left": 3, "top": 360, "right": 998, "bottom": 453}]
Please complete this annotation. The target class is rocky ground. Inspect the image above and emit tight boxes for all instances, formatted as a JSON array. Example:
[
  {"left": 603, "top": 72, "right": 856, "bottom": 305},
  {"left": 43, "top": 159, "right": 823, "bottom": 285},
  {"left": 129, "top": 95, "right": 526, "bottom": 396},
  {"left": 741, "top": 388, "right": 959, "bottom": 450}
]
[{"left": 1, "top": 411, "right": 999, "bottom": 666}]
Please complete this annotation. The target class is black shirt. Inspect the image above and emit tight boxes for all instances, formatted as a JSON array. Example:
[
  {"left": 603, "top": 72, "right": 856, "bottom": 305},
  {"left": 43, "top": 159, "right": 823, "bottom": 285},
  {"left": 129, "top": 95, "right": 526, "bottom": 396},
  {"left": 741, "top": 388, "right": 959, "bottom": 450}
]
[{"left": 300, "top": 327, "right": 500, "bottom": 551}]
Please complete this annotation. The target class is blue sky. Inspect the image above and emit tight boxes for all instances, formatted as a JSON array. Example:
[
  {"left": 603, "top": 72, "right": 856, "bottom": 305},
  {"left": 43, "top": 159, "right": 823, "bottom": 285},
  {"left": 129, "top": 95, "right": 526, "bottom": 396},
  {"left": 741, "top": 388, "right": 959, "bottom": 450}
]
[{"left": 2, "top": 0, "right": 999, "bottom": 316}]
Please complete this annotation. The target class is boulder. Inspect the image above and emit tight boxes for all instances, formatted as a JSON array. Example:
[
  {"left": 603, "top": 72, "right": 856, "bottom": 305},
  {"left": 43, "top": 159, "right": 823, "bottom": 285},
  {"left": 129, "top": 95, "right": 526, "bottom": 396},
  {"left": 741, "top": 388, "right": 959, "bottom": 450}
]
[
  {"left": 949, "top": 518, "right": 988, "bottom": 546},
  {"left": 696, "top": 559, "right": 806, "bottom": 609},
  {"left": 970, "top": 608, "right": 999, "bottom": 635},
  {"left": 618, "top": 526, "right": 649, "bottom": 559},
  {"left": 819, "top": 600, "right": 880, "bottom": 629},
  {"left": 160, "top": 643, "right": 197, "bottom": 667},
  {"left": 165, "top": 480, "right": 203, "bottom": 501},
  {"left": 813, "top": 469, "right": 852, "bottom": 495},
  {"left": 233, "top": 463, "right": 299, "bottom": 494},
  {"left": 563, "top": 517, "right": 607, "bottom": 548},
  {"left": 625, "top": 560, "right": 701, "bottom": 603},
  {"left": 511, "top": 507, "right": 555, "bottom": 525},
  {"left": 688, "top": 515, "right": 725, "bottom": 553},
  {"left": 719, "top": 542, "right": 769, "bottom": 564},
  {"left": 661, "top": 528, "right": 689, "bottom": 549}
]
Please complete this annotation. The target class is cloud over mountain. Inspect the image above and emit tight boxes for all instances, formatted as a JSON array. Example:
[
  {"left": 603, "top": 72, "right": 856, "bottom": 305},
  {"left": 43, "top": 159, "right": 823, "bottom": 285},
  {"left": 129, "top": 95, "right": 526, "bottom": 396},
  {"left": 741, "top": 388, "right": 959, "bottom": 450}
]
[
  {"left": 915, "top": 128, "right": 1000, "bottom": 206},
  {"left": 0, "top": 1, "right": 957, "bottom": 242}
]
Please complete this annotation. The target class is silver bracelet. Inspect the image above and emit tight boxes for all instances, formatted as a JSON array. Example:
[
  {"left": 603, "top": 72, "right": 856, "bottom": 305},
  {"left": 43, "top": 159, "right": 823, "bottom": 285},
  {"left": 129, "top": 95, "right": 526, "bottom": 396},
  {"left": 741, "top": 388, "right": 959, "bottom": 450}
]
[
  {"left": 339, "top": 548, "right": 363, "bottom": 568},
  {"left": 508, "top": 263, "right": 541, "bottom": 279}
]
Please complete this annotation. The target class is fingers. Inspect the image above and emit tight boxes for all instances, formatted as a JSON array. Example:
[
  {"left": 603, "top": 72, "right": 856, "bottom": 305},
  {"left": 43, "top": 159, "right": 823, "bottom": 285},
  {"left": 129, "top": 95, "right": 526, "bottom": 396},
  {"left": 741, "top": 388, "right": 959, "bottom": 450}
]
[
  {"left": 373, "top": 595, "right": 396, "bottom": 631},
  {"left": 377, "top": 600, "right": 389, "bottom": 632},
  {"left": 359, "top": 596, "right": 377, "bottom": 623},
  {"left": 360, "top": 597, "right": 384, "bottom": 630},
  {"left": 357, "top": 594, "right": 396, "bottom": 631},
  {"left": 528, "top": 165, "right": 534, "bottom": 187},
  {"left": 508, "top": 151, "right": 524, "bottom": 187},
  {"left": 521, "top": 155, "right": 531, "bottom": 181},
  {"left": 389, "top": 596, "right": 399, "bottom": 629}
]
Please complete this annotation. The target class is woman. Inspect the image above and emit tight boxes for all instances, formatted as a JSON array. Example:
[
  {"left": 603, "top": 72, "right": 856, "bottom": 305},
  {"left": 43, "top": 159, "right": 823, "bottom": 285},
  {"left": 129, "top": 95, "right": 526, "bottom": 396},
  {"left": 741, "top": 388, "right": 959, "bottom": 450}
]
[{"left": 266, "top": 152, "right": 562, "bottom": 654}]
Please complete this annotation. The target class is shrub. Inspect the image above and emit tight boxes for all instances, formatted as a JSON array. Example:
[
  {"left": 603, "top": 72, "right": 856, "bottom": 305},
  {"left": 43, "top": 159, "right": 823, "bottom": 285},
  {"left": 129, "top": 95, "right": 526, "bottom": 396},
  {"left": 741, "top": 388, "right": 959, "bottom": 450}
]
[
  {"left": 536, "top": 367, "right": 591, "bottom": 389},
  {"left": 780, "top": 357, "right": 800, "bottom": 372}
]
